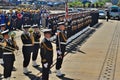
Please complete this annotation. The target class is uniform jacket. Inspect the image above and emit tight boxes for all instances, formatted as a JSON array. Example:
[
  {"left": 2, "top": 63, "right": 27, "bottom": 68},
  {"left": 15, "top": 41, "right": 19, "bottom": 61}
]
[{"left": 40, "top": 38, "right": 53, "bottom": 64}]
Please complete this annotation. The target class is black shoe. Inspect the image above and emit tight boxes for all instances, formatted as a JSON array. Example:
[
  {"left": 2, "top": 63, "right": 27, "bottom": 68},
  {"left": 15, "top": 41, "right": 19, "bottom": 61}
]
[
  {"left": 33, "top": 65, "right": 40, "bottom": 67},
  {"left": 12, "top": 67, "right": 17, "bottom": 71},
  {"left": 23, "top": 71, "right": 32, "bottom": 75},
  {"left": 49, "top": 70, "right": 52, "bottom": 74},
  {"left": 56, "top": 74, "right": 65, "bottom": 77}
]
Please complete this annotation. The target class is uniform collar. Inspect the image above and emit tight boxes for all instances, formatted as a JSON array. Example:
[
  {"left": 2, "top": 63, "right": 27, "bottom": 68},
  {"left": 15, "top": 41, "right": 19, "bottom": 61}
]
[{"left": 45, "top": 38, "right": 50, "bottom": 41}]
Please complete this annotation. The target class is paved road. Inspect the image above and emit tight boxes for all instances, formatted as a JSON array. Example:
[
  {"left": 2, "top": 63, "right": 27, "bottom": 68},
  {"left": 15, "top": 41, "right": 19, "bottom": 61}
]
[
  {"left": 52, "top": 20, "right": 120, "bottom": 80},
  {"left": 1, "top": 20, "right": 120, "bottom": 80}
]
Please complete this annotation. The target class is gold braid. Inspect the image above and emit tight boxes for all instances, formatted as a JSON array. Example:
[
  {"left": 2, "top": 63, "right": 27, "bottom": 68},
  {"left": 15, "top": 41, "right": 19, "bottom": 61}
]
[
  {"left": 42, "top": 42, "right": 53, "bottom": 51},
  {"left": 30, "top": 33, "right": 34, "bottom": 45},
  {"left": 23, "top": 34, "right": 28, "bottom": 40},
  {"left": 61, "top": 32, "right": 67, "bottom": 42}
]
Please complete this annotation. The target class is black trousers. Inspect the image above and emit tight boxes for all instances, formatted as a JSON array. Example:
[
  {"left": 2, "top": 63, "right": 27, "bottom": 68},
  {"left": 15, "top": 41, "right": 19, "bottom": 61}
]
[
  {"left": 107, "top": 18, "right": 109, "bottom": 22},
  {"left": 42, "top": 63, "right": 51, "bottom": 80},
  {"left": 22, "top": 46, "right": 33, "bottom": 67},
  {"left": 0, "top": 51, "right": 3, "bottom": 58},
  {"left": 56, "top": 45, "right": 66, "bottom": 70},
  {"left": 3, "top": 54, "right": 15, "bottom": 78},
  {"left": 32, "top": 44, "right": 40, "bottom": 61}
]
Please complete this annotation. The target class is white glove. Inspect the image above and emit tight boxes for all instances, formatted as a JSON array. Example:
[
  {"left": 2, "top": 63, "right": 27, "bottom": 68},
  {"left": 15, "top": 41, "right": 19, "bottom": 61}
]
[
  {"left": 55, "top": 32, "right": 60, "bottom": 35},
  {"left": 58, "top": 56, "right": 62, "bottom": 59},
  {"left": 44, "top": 63, "right": 48, "bottom": 68},
  {"left": 57, "top": 50, "right": 62, "bottom": 55},
  {"left": 55, "top": 33, "right": 58, "bottom": 35}
]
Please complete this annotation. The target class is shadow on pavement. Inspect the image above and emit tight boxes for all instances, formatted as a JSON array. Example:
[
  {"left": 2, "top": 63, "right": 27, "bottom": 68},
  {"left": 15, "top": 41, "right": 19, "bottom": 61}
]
[
  {"left": 93, "top": 22, "right": 103, "bottom": 29},
  {"left": 24, "top": 73, "right": 37, "bottom": 80},
  {"left": 0, "top": 73, "right": 3, "bottom": 80},
  {"left": 33, "top": 66, "right": 42, "bottom": 72},
  {"left": 57, "top": 76, "right": 74, "bottom": 80},
  {"left": 77, "top": 50, "right": 86, "bottom": 54}
]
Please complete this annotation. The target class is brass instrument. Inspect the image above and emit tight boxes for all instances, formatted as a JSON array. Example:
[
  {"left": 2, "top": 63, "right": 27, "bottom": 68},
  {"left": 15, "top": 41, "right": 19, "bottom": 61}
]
[
  {"left": 29, "top": 28, "right": 34, "bottom": 33},
  {"left": 29, "top": 28, "right": 34, "bottom": 45},
  {"left": 0, "top": 31, "right": 18, "bottom": 52},
  {"left": 7, "top": 21, "right": 11, "bottom": 26},
  {"left": 9, "top": 31, "right": 16, "bottom": 38},
  {"left": 0, "top": 41, "right": 7, "bottom": 47},
  {"left": 0, "top": 35, "right": 3, "bottom": 39},
  {"left": 0, "top": 41, "right": 15, "bottom": 52},
  {"left": 8, "top": 31, "right": 19, "bottom": 50}
]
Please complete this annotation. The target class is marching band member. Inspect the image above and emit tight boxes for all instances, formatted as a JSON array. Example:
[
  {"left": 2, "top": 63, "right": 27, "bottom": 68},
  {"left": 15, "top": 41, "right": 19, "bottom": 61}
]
[
  {"left": 32, "top": 24, "right": 41, "bottom": 67},
  {"left": 41, "top": 29, "right": 53, "bottom": 80},
  {"left": 0, "top": 24, "right": 6, "bottom": 64},
  {"left": 21, "top": 25, "right": 34, "bottom": 74},
  {"left": 56, "top": 22, "right": 67, "bottom": 77},
  {"left": 1, "top": 29, "right": 18, "bottom": 80}
]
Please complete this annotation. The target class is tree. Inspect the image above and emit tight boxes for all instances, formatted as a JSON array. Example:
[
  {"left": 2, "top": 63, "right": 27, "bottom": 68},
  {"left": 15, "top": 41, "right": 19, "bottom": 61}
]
[
  {"left": 95, "top": 3, "right": 99, "bottom": 8},
  {"left": 68, "top": 0, "right": 82, "bottom": 8},
  {"left": 95, "top": 1, "right": 105, "bottom": 8}
]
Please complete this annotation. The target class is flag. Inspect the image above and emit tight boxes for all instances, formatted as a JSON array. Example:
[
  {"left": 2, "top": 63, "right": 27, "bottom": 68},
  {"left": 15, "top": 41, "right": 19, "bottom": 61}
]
[{"left": 65, "top": 2, "right": 68, "bottom": 19}]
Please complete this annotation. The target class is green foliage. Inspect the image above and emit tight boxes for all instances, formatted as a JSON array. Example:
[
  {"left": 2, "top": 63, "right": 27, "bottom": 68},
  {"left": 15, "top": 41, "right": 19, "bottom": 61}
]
[
  {"left": 68, "top": 0, "right": 114, "bottom": 8},
  {"left": 68, "top": 0, "right": 82, "bottom": 8},
  {"left": 94, "top": 1, "right": 105, "bottom": 8}
]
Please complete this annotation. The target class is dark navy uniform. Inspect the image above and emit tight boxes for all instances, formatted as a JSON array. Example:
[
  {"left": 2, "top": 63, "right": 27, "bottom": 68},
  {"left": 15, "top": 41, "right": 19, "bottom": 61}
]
[
  {"left": 40, "top": 29, "right": 53, "bottom": 80},
  {"left": 5, "top": 13, "right": 12, "bottom": 30},
  {"left": 56, "top": 30, "right": 67, "bottom": 70},
  {"left": 0, "top": 32, "right": 3, "bottom": 64},
  {"left": 23, "top": 12, "right": 31, "bottom": 25},
  {"left": 0, "top": 24, "right": 6, "bottom": 64},
  {"left": 11, "top": 13, "right": 17, "bottom": 30},
  {"left": 32, "top": 12, "right": 40, "bottom": 26},
  {"left": 21, "top": 25, "right": 34, "bottom": 74},
  {"left": 32, "top": 25, "right": 41, "bottom": 67},
  {"left": 55, "top": 22, "right": 67, "bottom": 77},
  {"left": 0, "top": 13, "right": 6, "bottom": 24},
  {"left": 1, "top": 30, "right": 18, "bottom": 79}
]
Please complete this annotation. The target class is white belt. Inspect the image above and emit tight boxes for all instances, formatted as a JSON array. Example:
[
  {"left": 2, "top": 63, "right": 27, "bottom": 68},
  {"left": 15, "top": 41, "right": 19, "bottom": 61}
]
[
  {"left": 60, "top": 42, "right": 66, "bottom": 45},
  {"left": 3, "top": 52, "right": 13, "bottom": 55},
  {"left": 23, "top": 44, "right": 33, "bottom": 46},
  {"left": 34, "top": 42, "right": 40, "bottom": 44}
]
